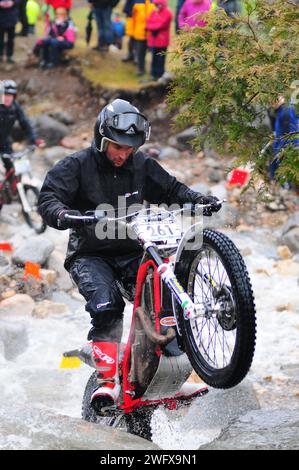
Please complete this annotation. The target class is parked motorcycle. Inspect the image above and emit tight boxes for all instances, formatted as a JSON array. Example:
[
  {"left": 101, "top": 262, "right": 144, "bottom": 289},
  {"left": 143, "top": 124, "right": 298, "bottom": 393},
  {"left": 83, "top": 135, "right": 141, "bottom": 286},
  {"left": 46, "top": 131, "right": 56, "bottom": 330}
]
[
  {"left": 0, "top": 146, "right": 46, "bottom": 234},
  {"left": 61, "top": 202, "right": 256, "bottom": 440}
]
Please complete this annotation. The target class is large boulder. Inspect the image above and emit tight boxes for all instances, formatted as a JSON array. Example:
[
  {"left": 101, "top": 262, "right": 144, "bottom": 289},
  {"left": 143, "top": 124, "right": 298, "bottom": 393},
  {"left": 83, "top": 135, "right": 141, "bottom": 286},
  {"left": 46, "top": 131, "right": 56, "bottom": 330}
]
[
  {"left": 32, "top": 114, "right": 69, "bottom": 147},
  {"left": 0, "top": 320, "right": 29, "bottom": 360},
  {"left": 12, "top": 237, "right": 54, "bottom": 266},
  {"left": 281, "top": 212, "right": 299, "bottom": 253},
  {"left": 0, "top": 294, "right": 35, "bottom": 319}
]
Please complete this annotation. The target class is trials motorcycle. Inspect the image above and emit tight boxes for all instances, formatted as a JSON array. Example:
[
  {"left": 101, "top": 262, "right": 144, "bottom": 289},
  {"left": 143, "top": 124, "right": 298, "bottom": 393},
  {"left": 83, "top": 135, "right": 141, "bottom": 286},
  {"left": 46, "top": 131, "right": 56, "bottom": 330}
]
[
  {"left": 62, "top": 203, "right": 256, "bottom": 440},
  {"left": 0, "top": 146, "right": 46, "bottom": 234}
]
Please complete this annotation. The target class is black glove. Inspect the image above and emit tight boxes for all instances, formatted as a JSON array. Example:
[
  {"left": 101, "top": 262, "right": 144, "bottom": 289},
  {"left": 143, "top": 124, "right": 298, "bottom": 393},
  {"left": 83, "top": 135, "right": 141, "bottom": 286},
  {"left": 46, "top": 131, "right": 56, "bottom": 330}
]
[
  {"left": 195, "top": 195, "right": 222, "bottom": 216},
  {"left": 57, "top": 210, "right": 84, "bottom": 229}
]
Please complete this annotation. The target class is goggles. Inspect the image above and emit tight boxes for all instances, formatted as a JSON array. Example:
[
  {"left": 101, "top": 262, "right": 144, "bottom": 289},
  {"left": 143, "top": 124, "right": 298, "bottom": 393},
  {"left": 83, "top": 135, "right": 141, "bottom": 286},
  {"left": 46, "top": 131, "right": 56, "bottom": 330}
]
[{"left": 105, "top": 112, "right": 150, "bottom": 138}]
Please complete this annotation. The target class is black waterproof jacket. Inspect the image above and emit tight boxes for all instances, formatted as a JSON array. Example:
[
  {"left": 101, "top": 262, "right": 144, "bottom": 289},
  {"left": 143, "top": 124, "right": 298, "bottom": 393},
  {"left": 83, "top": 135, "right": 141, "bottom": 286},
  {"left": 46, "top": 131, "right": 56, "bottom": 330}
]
[
  {"left": 0, "top": 101, "right": 36, "bottom": 153},
  {"left": 38, "top": 143, "right": 202, "bottom": 270},
  {"left": 0, "top": 0, "right": 19, "bottom": 29}
]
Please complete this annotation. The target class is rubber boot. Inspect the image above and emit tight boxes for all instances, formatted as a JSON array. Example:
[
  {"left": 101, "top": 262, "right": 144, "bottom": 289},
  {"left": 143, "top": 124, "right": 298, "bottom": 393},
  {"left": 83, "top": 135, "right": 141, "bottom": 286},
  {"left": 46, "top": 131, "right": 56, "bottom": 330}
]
[{"left": 90, "top": 342, "right": 120, "bottom": 414}]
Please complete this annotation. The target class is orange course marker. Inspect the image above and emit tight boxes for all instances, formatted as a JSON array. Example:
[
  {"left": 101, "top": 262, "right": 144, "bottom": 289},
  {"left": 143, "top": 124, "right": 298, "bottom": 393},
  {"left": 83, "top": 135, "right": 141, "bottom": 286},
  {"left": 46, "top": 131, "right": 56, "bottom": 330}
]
[
  {"left": 24, "top": 261, "right": 41, "bottom": 280},
  {"left": 226, "top": 168, "right": 250, "bottom": 188},
  {"left": 0, "top": 243, "right": 13, "bottom": 251}
]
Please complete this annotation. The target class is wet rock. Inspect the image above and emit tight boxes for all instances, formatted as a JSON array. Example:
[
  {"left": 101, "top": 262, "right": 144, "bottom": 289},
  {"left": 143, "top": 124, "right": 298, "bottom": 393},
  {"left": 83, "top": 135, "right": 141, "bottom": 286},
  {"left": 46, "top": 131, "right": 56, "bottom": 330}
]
[
  {"left": 43, "top": 146, "right": 70, "bottom": 165},
  {"left": 12, "top": 237, "right": 54, "bottom": 266},
  {"left": 47, "top": 250, "right": 73, "bottom": 291},
  {"left": 0, "top": 256, "right": 12, "bottom": 276},
  {"left": 0, "top": 320, "right": 29, "bottom": 360},
  {"left": 282, "top": 228, "right": 299, "bottom": 254},
  {"left": 32, "top": 115, "right": 69, "bottom": 147},
  {"left": 174, "top": 126, "right": 199, "bottom": 151},
  {"left": 49, "top": 111, "right": 75, "bottom": 126},
  {"left": 190, "top": 182, "right": 211, "bottom": 195},
  {"left": 40, "top": 269, "right": 56, "bottom": 286},
  {"left": 33, "top": 300, "right": 70, "bottom": 319},
  {"left": 277, "top": 245, "right": 293, "bottom": 260},
  {"left": 0, "top": 294, "right": 35, "bottom": 318},
  {"left": 281, "top": 212, "right": 299, "bottom": 253},
  {"left": 158, "top": 146, "right": 180, "bottom": 160},
  {"left": 200, "top": 409, "right": 299, "bottom": 450},
  {"left": 0, "top": 405, "right": 159, "bottom": 450}
]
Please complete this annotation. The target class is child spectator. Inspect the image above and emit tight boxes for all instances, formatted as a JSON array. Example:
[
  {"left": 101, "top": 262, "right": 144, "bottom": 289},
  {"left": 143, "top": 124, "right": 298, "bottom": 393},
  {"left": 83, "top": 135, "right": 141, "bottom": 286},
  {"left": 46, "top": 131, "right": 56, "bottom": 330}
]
[
  {"left": 112, "top": 13, "right": 125, "bottom": 49},
  {"left": 178, "top": 0, "right": 212, "bottom": 30},
  {"left": 132, "top": 0, "right": 154, "bottom": 76},
  {"left": 26, "top": 0, "right": 40, "bottom": 34},
  {"left": 146, "top": 0, "right": 172, "bottom": 81},
  {"left": 37, "top": 7, "right": 76, "bottom": 68},
  {"left": 0, "top": 0, "right": 19, "bottom": 63}
]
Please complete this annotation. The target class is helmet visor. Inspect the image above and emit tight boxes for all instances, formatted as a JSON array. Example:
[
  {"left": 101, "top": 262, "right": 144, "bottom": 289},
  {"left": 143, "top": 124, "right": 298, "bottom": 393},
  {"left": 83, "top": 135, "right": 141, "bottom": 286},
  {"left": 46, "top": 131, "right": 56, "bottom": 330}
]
[{"left": 106, "top": 112, "right": 150, "bottom": 137}]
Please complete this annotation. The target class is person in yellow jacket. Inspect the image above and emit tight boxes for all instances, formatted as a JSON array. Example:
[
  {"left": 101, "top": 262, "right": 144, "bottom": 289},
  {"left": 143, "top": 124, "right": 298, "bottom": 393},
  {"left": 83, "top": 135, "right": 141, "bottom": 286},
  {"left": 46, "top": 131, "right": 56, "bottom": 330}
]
[
  {"left": 131, "top": 0, "right": 154, "bottom": 76},
  {"left": 122, "top": 0, "right": 135, "bottom": 62},
  {"left": 26, "top": 0, "right": 40, "bottom": 34}
]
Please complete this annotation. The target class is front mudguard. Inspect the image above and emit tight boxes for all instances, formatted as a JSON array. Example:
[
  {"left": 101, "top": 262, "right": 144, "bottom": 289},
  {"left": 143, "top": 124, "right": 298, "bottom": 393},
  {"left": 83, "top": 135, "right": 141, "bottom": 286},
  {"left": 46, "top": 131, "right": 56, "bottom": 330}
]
[{"left": 174, "top": 220, "right": 204, "bottom": 287}]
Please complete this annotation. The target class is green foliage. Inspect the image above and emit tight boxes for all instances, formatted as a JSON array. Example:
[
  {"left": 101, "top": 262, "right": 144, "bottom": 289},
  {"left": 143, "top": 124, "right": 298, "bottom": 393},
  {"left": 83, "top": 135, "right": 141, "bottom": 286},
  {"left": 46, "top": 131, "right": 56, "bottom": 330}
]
[{"left": 168, "top": 0, "right": 299, "bottom": 184}]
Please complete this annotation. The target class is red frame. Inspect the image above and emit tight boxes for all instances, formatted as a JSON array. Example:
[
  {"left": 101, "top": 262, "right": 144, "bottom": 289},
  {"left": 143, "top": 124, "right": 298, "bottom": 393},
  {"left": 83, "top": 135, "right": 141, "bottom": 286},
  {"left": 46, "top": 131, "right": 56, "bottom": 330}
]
[
  {"left": 0, "top": 163, "right": 18, "bottom": 204},
  {"left": 119, "top": 258, "right": 208, "bottom": 413}
]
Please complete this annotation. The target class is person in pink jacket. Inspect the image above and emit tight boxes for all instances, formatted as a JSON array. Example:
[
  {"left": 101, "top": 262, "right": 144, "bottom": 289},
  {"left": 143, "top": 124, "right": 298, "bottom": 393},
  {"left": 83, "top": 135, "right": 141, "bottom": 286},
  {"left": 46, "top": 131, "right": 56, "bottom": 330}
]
[
  {"left": 39, "top": 7, "right": 76, "bottom": 68},
  {"left": 146, "top": 0, "right": 173, "bottom": 81},
  {"left": 178, "top": 0, "right": 212, "bottom": 30}
]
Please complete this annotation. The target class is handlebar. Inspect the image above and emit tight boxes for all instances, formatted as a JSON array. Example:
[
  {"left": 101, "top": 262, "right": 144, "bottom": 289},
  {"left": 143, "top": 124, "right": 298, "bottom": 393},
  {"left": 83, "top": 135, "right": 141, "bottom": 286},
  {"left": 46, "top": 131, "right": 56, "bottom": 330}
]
[
  {"left": 0, "top": 145, "right": 36, "bottom": 161},
  {"left": 64, "top": 200, "right": 226, "bottom": 224}
]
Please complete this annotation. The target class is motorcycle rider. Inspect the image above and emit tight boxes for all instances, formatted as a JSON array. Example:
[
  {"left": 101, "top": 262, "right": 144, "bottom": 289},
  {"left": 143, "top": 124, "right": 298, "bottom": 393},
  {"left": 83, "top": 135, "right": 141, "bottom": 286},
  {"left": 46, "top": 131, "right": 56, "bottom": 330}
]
[
  {"left": 38, "top": 99, "right": 221, "bottom": 414},
  {"left": 0, "top": 79, "right": 44, "bottom": 174}
]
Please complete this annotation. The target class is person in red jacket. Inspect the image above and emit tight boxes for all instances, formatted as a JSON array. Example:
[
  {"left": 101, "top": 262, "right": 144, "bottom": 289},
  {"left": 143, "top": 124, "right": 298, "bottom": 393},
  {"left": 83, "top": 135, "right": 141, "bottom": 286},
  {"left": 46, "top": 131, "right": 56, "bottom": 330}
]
[{"left": 146, "top": 0, "right": 172, "bottom": 81}]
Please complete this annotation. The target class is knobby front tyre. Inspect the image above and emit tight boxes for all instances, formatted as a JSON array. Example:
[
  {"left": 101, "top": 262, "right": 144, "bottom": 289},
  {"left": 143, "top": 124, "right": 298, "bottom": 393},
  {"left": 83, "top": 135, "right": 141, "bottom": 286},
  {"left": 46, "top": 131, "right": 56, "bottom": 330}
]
[{"left": 177, "top": 229, "right": 256, "bottom": 389}]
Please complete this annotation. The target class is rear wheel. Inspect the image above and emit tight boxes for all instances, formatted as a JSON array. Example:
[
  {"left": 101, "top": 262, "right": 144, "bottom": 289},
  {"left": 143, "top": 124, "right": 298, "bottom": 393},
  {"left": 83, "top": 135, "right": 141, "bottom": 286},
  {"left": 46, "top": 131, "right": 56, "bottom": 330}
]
[
  {"left": 22, "top": 185, "right": 47, "bottom": 234},
  {"left": 176, "top": 229, "right": 256, "bottom": 389},
  {"left": 82, "top": 371, "right": 155, "bottom": 440}
]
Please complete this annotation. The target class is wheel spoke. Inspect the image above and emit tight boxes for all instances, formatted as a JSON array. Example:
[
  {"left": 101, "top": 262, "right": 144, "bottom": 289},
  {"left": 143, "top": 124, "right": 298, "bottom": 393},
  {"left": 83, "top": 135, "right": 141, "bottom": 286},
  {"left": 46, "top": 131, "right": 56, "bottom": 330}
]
[{"left": 188, "top": 246, "right": 237, "bottom": 370}]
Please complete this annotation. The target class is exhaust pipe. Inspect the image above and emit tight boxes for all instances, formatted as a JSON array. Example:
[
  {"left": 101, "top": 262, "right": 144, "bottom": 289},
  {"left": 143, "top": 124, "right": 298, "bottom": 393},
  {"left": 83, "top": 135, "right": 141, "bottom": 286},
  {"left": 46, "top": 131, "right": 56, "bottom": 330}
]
[{"left": 135, "top": 306, "right": 176, "bottom": 346}]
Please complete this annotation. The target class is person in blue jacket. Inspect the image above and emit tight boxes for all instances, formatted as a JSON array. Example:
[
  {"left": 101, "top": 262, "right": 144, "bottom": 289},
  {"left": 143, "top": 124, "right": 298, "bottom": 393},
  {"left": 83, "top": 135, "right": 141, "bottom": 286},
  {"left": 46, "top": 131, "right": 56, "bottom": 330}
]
[{"left": 269, "top": 96, "right": 299, "bottom": 180}]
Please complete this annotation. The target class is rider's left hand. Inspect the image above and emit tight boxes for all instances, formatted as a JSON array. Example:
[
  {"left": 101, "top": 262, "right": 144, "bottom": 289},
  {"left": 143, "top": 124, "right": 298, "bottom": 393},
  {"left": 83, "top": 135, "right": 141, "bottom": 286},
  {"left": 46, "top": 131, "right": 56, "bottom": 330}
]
[{"left": 195, "top": 195, "right": 222, "bottom": 216}]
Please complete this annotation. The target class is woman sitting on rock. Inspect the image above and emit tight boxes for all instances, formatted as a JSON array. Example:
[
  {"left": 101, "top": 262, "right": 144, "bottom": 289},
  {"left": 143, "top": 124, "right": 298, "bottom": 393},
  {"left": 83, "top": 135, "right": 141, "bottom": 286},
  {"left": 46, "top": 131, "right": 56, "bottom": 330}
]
[{"left": 34, "top": 7, "right": 76, "bottom": 69}]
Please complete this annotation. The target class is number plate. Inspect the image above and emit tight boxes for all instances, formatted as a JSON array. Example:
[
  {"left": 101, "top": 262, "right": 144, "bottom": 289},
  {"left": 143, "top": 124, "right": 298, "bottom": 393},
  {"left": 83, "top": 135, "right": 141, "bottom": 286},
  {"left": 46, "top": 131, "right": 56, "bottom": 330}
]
[
  {"left": 139, "top": 221, "right": 182, "bottom": 245},
  {"left": 14, "top": 158, "right": 31, "bottom": 176}
]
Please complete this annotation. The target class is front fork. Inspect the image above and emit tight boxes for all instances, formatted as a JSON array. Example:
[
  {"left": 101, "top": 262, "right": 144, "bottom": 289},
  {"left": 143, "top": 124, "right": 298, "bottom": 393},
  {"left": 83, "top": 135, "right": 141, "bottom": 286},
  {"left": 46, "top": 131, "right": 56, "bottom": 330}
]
[
  {"left": 16, "top": 181, "right": 31, "bottom": 214},
  {"left": 146, "top": 245, "right": 196, "bottom": 321}
]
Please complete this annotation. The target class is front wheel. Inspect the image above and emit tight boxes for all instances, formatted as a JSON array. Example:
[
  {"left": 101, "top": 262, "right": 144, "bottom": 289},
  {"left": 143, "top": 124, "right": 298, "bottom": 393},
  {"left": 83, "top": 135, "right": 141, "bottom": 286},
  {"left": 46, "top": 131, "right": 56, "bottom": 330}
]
[
  {"left": 177, "top": 229, "right": 256, "bottom": 389},
  {"left": 22, "top": 185, "right": 47, "bottom": 234}
]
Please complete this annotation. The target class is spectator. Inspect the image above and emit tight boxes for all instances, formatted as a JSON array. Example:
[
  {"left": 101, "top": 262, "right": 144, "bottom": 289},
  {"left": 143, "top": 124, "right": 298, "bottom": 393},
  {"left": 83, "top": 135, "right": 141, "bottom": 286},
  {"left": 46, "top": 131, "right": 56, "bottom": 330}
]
[
  {"left": 269, "top": 96, "right": 299, "bottom": 180},
  {"left": 42, "top": 0, "right": 72, "bottom": 24},
  {"left": 122, "top": 0, "right": 135, "bottom": 61},
  {"left": 17, "top": 0, "right": 28, "bottom": 36},
  {"left": 175, "top": 0, "right": 184, "bottom": 33},
  {"left": 132, "top": 0, "right": 154, "bottom": 76},
  {"left": 88, "top": 0, "right": 119, "bottom": 52},
  {"left": 37, "top": 6, "right": 76, "bottom": 68},
  {"left": 218, "top": 0, "right": 241, "bottom": 17},
  {"left": 178, "top": 0, "right": 212, "bottom": 30},
  {"left": 112, "top": 13, "right": 125, "bottom": 49},
  {"left": 0, "top": 0, "right": 19, "bottom": 64},
  {"left": 146, "top": 0, "right": 172, "bottom": 81},
  {"left": 26, "top": 0, "right": 40, "bottom": 34}
]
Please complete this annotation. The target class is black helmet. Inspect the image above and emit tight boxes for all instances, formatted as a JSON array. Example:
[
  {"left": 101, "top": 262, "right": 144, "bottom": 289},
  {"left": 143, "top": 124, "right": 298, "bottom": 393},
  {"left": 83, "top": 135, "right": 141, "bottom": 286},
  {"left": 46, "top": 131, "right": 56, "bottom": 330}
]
[
  {"left": 94, "top": 99, "right": 151, "bottom": 152},
  {"left": 2, "top": 80, "right": 17, "bottom": 96}
]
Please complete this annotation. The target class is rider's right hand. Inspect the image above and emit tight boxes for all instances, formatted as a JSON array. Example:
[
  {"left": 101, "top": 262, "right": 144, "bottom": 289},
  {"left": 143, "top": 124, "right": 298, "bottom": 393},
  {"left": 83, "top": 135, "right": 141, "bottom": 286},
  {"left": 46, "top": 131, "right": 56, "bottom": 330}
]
[{"left": 57, "top": 210, "right": 84, "bottom": 229}]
